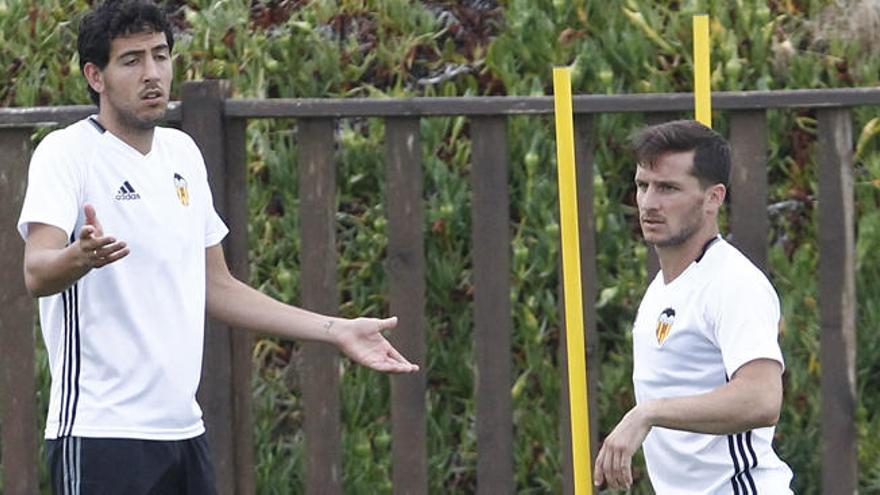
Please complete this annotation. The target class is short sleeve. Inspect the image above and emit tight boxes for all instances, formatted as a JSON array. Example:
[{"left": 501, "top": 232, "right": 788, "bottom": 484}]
[
  {"left": 184, "top": 136, "right": 228, "bottom": 247},
  {"left": 203, "top": 184, "right": 228, "bottom": 248},
  {"left": 710, "top": 273, "right": 785, "bottom": 378},
  {"left": 17, "top": 132, "right": 82, "bottom": 240}
]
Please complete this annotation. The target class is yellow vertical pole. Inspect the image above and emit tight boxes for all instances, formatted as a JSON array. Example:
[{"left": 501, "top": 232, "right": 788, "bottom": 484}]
[
  {"left": 552, "top": 66, "right": 593, "bottom": 495},
  {"left": 693, "top": 14, "right": 712, "bottom": 127}
]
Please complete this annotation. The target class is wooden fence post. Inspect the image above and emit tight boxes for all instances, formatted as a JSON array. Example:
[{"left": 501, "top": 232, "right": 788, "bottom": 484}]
[
  {"left": 298, "top": 118, "right": 343, "bottom": 494},
  {"left": 0, "top": 128, "right": 37, "bottom": 495},
  {"left": 471, "top": 116, "right": 514, "bottom": 494},
  {"left": 386, "top": 117, "right": 428, "bottom": 495},
  {"left": 817, "top": 108, "right": 858, "bottom": 494},
  {"left": 224, "top": 115, "right": 255, "bottom": 495},
  {"left": 182, "top": 80, "right": 254, "bottom": 495},
  {"left": 728, "top": 110, "right": 769, "bottom": 270}
]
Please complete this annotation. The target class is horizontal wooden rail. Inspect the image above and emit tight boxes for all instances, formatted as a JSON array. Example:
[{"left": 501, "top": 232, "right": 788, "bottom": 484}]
[
  {"left": 0, "top": 103, "right": 181, "bottom": 127},
  {"left": 3, "top": 88, "right": 880, "bottom": 126},
  {"left": 223, "top": 88, "right": 880, "bottom": 118}
]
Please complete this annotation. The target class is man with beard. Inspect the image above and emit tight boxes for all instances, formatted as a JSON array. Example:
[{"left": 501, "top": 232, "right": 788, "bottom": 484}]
[
  {"left": 17, "top": 1, "right": 417, "bottom": 493},
  {"left": 593, "top": 120, "right": 793, "bottom": 494}
]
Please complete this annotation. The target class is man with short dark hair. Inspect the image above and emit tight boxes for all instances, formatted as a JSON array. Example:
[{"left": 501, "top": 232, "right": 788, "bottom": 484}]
[
  {"left": 594, "top": 120, "right": 793, "bottom": 493},
  {"left": 18, "top": 1, "right": 417, "bottom": 493}
]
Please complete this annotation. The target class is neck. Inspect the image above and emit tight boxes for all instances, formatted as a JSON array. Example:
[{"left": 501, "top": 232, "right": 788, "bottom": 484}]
[
  {"left": 655, "top": 224, "right": 720, "bottom": 284},
  {"left": 96, "top": 108, "right": 155, "bottom": 155}
]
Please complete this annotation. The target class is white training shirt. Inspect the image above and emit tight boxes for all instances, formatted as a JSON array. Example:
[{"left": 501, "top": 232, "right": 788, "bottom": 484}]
[
  {"left": 18, "top": 116, "right": 228, "bottom": 440},
  {"left": 632, "top": 237, "right": 793, "bottom": 494}
]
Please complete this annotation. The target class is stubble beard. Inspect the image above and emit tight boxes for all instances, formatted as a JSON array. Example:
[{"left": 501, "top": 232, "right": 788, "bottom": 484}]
[
  {"left": 119, "top": 104, "right": 165, "bottom": 131},
  {"left": 648, "top": 220, "right": 701, "bottom": 248},
  {"left": 103, "top": 86, "right": 167, "bottom": 132},
  {"left": 643, "top": 202, "right": 705, "bottom": 248}
]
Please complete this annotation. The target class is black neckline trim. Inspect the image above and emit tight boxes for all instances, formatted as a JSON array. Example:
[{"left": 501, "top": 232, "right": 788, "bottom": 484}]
[
  {"left": 695, "top": 235, "right": 721, "bottom": 263},
  {"left": 88, "top": 117, "right": 106, "bottom": 134}
]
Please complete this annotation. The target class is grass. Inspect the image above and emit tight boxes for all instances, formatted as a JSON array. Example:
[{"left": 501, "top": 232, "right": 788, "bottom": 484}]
[{"left": 1, "top": 0, "right": 880, "bottom": 493}]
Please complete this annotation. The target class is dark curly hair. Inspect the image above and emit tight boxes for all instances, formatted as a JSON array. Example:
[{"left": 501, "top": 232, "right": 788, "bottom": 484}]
[{"left": 77, "top": 0, "right": 174, "bottom": 105}]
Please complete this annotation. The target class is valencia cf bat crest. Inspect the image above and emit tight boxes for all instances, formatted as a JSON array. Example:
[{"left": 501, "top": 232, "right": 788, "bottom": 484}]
[
  {"left": 656, "top": 307, "right": 676, "bottom": 345},
  {"left": 174, "top": 173, "right": 190, "bottom": 206}
]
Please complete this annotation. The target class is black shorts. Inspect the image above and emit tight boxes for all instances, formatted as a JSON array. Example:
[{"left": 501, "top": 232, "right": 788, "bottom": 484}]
[{"left": 46, "top": 434, "right": 216, "bottom": 495}]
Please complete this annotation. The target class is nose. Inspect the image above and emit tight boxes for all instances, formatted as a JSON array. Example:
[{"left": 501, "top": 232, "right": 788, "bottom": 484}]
[
  {"left": 142, "top": 55, "right": 160, "bottom": 83},
  {"left": 637, "top": 185, "right": 660, "bottom": 212}
]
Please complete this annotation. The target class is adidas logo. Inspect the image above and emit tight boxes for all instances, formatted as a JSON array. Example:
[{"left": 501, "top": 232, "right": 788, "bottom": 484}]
[{"left": 115, "top": 181, "right": 141, "bottom": 201}]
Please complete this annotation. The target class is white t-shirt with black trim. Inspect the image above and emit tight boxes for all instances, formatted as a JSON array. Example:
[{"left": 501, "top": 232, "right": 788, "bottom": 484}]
[
  {"left": 632, "top": 238, "right": 794, "bottom": 494},
  {"left": 18, "top": 117, "right": 228, "bottom": 440}
]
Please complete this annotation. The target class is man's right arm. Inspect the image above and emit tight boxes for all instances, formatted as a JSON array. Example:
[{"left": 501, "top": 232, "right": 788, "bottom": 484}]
[
  {"left": 593, "top": 358, "right": 783, "bottom": 490},
  {"left": 23, "top": 205, "right": 129, "bottom": 297}
]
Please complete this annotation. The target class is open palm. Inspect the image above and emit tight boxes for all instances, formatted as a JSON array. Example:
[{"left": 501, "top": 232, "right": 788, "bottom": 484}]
[{"left": 335, "top": 316, "right": 419, "bottom": 373}]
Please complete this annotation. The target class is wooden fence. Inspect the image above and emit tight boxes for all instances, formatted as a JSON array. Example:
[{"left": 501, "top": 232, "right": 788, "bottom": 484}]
[{"left": 1, "top": 83, "right": 878, "bottom": 494}]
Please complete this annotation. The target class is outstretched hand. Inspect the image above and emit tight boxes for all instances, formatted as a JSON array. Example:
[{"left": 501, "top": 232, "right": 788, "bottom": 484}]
[
  {"left": 332, "top": 316, "right": 419, "bottom": 374},
  {"left": 76, "top": 204, "right": 129, "bottom": 268}
]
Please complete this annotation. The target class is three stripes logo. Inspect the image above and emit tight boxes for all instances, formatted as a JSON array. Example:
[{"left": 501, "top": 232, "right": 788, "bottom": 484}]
[
  {"left": 115, "top": 181, "right": 141, "bottom": 201},
  {"left": 59, "top": 283, "right": 81, "bottom": 438},
  {"left": 728, "top": 431, "right": 759, "bottom": 494}
]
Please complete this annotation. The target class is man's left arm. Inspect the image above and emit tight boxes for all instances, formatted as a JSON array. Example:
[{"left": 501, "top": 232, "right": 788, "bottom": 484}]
[
  {"left": 594, "top": 358, "right": 782, "bottom": 490},
  {"left": 205, "top": 244, "right": 418, "bottom": 374}
]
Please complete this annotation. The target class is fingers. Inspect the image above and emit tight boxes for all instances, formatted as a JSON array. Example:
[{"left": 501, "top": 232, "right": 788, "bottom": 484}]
[
  {"left": 370, "top": 318, "right": 417, "bottom": 370},
  {"left": 613, "top": 447, "right": 629, "bottom": 490},
  {"left": 83, "top": 203, "right": 103, "bottom": 235},
  {"left": 373, "top": 346, "right": 418, "bottom": 374},
  {"left": 594, "top": 441, "right": 632, "bottom": 491},
  {"left": 606, "top": 444, "right": 621, "bottom": 490},
  {"left": 77, "top": 228, "right": 129, "bottom": 269},
  {"left": 365, "top": 343, "right": 418, "bottom": 373},
  {"left": 363, "top": 352, "right": 412, "bottom": 374},
  {"left": 87, "top": 241, "right": 130, "bottom": 268},
  {"left": 594, "top": 447, "right": 606, "bottom": 487},
  {"left": 77, "top": 208, "right": 127, "bottom": 269},
  {"left": 377, "top": 316, "right": 398, "bottom": 331},
  {"left": 343, "top": 316, "right": 417, "bottom": 373},
  {"left": 84, "top": 204, "right": 97, "bottom": 224},
  {"left": 93, "top": 241, "right": 130, "bottom": 266},
  {"left": 385, "top": 344, "right": 417, "bottom": 368},
  {"left": 78, "top": 224, "right": 96, "bottom": 242},
  {"left": 78, "top": 231, "right": 117, "bottom": 252},
  {"left": 91, "top": 235, "right": 120, "bottom": 251},
  {"left": 377, "top": 322, "right": 419, "bottom": 372},
  {"left": 374, "top": 360, "right": 418, "bottom": 374}
]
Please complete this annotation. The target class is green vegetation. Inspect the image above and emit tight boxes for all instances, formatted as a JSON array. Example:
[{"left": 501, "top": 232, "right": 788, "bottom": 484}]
[{"left": 2, "top": 0, "right": 880, "bottom": 493}]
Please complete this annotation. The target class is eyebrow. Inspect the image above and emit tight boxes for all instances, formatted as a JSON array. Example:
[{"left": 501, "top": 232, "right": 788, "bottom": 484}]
[
  {"left": 116, "top": 44, "right": 170, "bottom": 60},
  {"left": 654, "top": 180, "right": 680, "bottom": 187},
  {"left": 634, "top": 177, "right": 681, "bottom": 188}
]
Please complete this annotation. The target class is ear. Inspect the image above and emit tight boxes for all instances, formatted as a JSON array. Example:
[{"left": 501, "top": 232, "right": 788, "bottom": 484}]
[
  {"left": 704, "top": 183, "right": 726, "bottom": 214},
  {"left": 82, "top": 62, "right": 105, "bottom": 96}
]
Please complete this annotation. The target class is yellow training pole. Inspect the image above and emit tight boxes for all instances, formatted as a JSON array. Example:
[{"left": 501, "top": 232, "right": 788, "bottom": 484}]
[
  {"left": 693, "top": 14, "right": 712, "bottom": 127},
  {"left": 552, "top": 67, "right": 593, "bottom": 494}
]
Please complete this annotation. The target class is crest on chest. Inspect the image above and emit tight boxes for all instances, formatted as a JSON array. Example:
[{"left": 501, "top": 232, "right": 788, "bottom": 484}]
[
  {"left": 655, "top": 307, "right": 676, "bottom": 345},
  {"left": 173, "top": 173, "right": 190, "bottom": 206}
]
